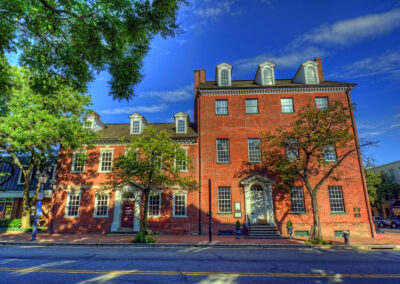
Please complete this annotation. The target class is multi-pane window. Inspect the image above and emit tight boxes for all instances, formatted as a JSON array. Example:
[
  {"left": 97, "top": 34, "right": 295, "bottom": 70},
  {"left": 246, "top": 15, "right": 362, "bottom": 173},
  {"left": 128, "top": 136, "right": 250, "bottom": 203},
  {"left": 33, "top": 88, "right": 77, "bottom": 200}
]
[
  {"left": 177, "top": 120, "right": 186, "bottom": 133},
  {"left": 84, "top": 119, "right": 93, "bottom": 131},
  {"left": 221, "top": 69, "right": 229, "bottom": 86},
  {"left": 0, "top": 198, "right": 13, "bottom": 220},
  {"left": 152, "top": 153, "right": 162, "bottom": 171},
  {"left": 328, "top": 186, "right": 345, "bottom": 213},
  {"left": 286, "top": 138, "right": 298, "bottom": 160},
  {"left": 218, "top": 187, "right": 232, "bottom": 213},
  {"left": 148, "top": 193, "right": 161, "bottom": 217},
  {"left": 132, "top": 120, "right": 140, "bottom": 134},
  {"left": 281, "top": 98, "right": 294, "bottom": 113},
  {"left": 173, "top": 193, "right": 187, "bottom": 217},
  {"left": 306, "top": 67, "right": 317, "bottom": 84},
  {"left": 248, "top": 139, "right": 261, "bottom": 163},
  {"left": 263, "top": 68, "right": 273, "bottom": 85},
  {"left": 323, "top": 145, "right": 337, "bottom": 162},
  {"left": 246, "top": 99, "right": 259, "bottom": 114},
  {"left": 216, "top": 139, "right": 230, "bottom": 163},
  {"left": 175, "top": 149, "right": 188, "bottom": 172},
  {"left": 315, "top": 97, "right": 328, "bottom": 109},
  {"left": 72, "top": 151, "right": 86, "bottom": 173},
  {"left": 95, "top": 194, "right": 109, "bottom": 217},
  {"left": 290, "top": 187, "right": 306, "bottom": 213},
  {"left": 100, "top": 151, "right": 113, "bottom": 172},
  {"left": 215, "top": 100, "right": 228, "bottom": 115},
  {"left": 65, "top": 193, "right": 81, "bottom": 217}
]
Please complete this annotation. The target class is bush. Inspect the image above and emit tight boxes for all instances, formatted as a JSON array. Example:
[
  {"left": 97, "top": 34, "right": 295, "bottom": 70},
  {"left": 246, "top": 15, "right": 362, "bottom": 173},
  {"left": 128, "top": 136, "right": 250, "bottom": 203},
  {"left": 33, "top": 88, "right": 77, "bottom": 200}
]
[
  {"left": 0, "top": 219, "right": 21, "bottom": 229},
  {"left": 132, "top": 229, "right": 157, "bottom": 244},
  {"left": 286, "top": 220, "right": 292, "bottom": 228},
  {"left": 305, "top": 237, "right": 332, "bottom": 245},
  {"left": 235, "top": 221, "right": 241, "bottom": 228}
]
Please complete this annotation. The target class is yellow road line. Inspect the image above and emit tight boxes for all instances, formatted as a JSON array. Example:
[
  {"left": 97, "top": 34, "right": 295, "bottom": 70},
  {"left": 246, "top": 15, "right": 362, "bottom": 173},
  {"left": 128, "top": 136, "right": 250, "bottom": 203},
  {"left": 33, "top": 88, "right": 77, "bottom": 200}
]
[{"left": 0, "top": 267, "right": 400, "bottom": 278}]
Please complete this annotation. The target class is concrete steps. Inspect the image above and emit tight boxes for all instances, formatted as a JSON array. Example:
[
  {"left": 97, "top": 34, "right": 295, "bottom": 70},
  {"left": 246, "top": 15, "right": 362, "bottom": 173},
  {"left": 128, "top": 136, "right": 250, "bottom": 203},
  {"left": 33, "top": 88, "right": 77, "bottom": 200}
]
[{"left": 246, "top": 224, "right": 287, "bottom": 239}]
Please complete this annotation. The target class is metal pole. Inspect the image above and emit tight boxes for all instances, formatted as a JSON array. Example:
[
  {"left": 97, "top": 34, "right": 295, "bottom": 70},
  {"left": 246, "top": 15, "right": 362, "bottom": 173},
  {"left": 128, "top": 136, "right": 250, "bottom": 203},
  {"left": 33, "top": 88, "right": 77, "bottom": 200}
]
[
  {"left": 208, "top": 179, "right": 212, "bottom": 243},
  {"left": 31, "top": 184, "right": 43, "bottom": 241}
]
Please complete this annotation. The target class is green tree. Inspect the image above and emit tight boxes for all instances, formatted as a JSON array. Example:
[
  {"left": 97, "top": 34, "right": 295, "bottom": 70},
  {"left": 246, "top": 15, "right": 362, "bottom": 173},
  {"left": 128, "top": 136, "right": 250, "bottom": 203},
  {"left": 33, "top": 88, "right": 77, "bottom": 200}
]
[
  {"left": 0, "top": 66, "right": 96, "bottom": 228},
  {"left": 0, "top": 0, "right": 185, "bottom": 100},
  {"left": 366, "top": 168, "right": 400, "bottom": 217},
  {"left": 259, "top": 101, "right": 372, "bottom": 240},
  {"left": 108, "top": 125, "right": 197, "bottom": 237}
]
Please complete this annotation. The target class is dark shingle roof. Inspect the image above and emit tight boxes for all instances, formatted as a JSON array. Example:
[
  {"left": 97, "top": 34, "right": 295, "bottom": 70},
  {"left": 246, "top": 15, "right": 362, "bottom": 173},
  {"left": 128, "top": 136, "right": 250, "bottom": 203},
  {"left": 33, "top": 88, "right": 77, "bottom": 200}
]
[
  {"left": 96, "top": 123, "right": 198, "bottom": 141},
  {"left": 198, "top": 79, "right": 356, "bottom": 89}
]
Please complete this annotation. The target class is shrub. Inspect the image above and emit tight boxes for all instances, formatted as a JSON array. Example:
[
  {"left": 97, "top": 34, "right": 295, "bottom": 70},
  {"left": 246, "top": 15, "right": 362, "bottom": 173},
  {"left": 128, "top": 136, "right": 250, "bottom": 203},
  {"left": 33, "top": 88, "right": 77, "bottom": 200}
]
[
  {"left": 305, "top": 238, "right": 332, "bottom": 245},
  {"left": 235, "top": 221, "right": 241, "bottom": 228},
  {"left": 286, "top": 220, "right": 292, "bottom": 228},
  {"left": 0, "top": 219, "right": 21, "bottom": 229},
  {"left": 132, "top": 229, "right": 157, "bottom": 244}
]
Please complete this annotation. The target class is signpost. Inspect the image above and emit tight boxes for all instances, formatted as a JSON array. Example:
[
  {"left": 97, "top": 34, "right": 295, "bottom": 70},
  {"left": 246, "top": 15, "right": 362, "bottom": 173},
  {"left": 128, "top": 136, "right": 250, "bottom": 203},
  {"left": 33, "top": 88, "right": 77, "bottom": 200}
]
[{"left": 32, "top": 171, "right": 49, "bottom": 241}]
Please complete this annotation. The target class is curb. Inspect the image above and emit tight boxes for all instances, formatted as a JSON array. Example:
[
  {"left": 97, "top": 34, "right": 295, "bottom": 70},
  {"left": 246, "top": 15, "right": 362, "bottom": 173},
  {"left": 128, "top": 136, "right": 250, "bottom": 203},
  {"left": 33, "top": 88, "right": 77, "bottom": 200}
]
[{"left": 1, "top": 241, "right": 398, "bottom": 250}]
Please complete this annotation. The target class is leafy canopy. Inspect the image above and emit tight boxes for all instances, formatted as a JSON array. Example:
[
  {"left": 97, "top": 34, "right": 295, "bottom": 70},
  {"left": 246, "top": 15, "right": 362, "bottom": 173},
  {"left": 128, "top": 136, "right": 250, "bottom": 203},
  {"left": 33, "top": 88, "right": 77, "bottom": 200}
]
[
  {"left": 0, "top": 0, "right": 185, "bottom": 100},
  {"left": 366, "top": 169, "right": 400, "bottom": 208}
]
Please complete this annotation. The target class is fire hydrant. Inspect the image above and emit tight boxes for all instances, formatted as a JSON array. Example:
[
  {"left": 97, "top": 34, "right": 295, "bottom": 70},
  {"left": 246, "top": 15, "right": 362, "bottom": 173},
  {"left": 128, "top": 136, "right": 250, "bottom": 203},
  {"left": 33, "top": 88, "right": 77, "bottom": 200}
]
[{"left": 343, "top": 230, "right": 349, "bottom": 245}]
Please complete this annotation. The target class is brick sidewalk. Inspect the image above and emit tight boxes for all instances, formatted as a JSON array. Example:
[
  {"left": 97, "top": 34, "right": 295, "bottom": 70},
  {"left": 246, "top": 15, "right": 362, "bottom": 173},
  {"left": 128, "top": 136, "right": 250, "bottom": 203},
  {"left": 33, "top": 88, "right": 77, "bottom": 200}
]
[{"left": 0, "top": 231, "right": 399, "bottom": 245}]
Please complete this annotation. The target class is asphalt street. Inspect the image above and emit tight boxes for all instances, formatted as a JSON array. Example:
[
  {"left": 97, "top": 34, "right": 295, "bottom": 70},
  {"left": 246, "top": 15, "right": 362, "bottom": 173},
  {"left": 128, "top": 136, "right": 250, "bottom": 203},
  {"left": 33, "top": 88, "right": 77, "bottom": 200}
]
[{"left": 0, "top": 245, "right": 399, "bottom": 283}]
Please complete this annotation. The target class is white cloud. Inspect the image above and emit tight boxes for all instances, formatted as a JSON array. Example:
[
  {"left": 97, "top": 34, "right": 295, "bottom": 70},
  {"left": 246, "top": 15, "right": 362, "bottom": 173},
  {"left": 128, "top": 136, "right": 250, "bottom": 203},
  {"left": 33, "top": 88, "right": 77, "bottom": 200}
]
[
  {"left": 194, "top": 0, "right": 241, "bottom": 19},
  {"left": 330, "top": 50, "right": 400, "bottom": 78},
  {"left": 291, "top": 8, "right": 400, "bottom": 47},
  {"left": 234, "top": 46, "right": 326, "bottom": 71},
  {"left": 140, "top": 84, "right": 193, "bottom": 102},
  {"left": 101, "top": 104, "right": 167, "bottom": 115}
]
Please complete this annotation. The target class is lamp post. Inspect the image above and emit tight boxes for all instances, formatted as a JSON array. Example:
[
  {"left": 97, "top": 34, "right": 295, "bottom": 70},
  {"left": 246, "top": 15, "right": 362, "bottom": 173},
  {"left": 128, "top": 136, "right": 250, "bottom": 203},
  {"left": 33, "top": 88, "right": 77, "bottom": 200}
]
[{"left": 32, "top": 171, "right": 49, "bottom": 241}]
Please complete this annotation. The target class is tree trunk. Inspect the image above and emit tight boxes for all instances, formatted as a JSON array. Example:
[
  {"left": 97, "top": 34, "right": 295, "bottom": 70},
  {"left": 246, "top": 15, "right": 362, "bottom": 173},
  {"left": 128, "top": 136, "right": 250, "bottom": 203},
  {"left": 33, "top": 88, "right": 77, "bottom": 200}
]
[
  {"left": 310, "top": 191, "right": 322, "bottom": 240},
  {"left": 21, "top": 182, "right": 31, "bottom": 229},
  {"left": 140, "top": 188, "right": 150, "bottom": 233}
]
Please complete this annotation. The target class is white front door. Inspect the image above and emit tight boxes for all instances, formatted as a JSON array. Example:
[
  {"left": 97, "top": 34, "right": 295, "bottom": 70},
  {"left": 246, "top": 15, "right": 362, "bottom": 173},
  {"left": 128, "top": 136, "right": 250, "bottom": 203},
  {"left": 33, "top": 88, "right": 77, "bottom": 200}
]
[{"left": 250, "top": 185, "right": 267, "bottom": 224}]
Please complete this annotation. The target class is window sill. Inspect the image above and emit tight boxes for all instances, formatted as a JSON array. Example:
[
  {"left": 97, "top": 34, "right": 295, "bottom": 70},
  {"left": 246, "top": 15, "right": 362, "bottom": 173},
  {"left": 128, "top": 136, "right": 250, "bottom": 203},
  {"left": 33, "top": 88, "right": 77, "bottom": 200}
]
[
  {"left": 218, "top": 212, "right": 232, "bottom": 215},
  {"left": 71, "top": 171, "right": 84, "bottom": 174},
  {"left": 290, "top": 212, "right": 307, "bottom": 215},
  {"left": 282, "top": 112, "right": 295, "bottom": 114},
  {"left": 64, "top": 215, "right": 80, "bottom": 218},
  {"left": 215, "top": 114, "right": 229, "bottom": 116},
  {"left": 98, "top": 171, "right": 112, "bottom": 173},
  {"left": 172, "top": 215, "right": 188, "bottom": 218},
  {"left": 248, "top": 161, "right": 261, "bottom": 164},
  {"left": 94, "top": 215, "right": 109, "bottom": 218},
  {"left": 148, "top": 215, "right": 161, "bottom": 219},
  {"left": 216, "top": 162, "right": 230, "bottom": 164},
  {"left": 331, "top": 212, "right": 346, "bottom": 215},
  {"left": 246, "top": 113, "right": 259, "bottom": 115}
]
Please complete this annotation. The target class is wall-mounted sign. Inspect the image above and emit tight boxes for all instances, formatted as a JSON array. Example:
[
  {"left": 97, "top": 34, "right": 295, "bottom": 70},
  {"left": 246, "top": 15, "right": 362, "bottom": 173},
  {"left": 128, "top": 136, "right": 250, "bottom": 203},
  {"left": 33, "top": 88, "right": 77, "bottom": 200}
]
[
  {"left": 234, "top": 202, "right": 241, "bottom": 211},
  {"left": 234, "top": 212, "right": 242, "bottom": 218}
]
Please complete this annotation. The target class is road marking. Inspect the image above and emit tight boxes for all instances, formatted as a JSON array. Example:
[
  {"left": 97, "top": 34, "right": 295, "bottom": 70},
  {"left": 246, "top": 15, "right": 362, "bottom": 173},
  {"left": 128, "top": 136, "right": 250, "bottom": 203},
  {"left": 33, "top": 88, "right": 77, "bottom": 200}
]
[{"left": 1, "top": 267, "right": 400, "bottom": 278}]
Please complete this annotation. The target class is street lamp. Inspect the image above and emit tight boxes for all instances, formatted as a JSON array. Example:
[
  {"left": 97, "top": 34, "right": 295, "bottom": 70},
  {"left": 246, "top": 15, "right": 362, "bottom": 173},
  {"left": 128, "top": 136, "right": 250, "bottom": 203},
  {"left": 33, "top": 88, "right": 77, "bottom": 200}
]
[{"left": 32, "top": 170, "right": 49, "bottom": 241}]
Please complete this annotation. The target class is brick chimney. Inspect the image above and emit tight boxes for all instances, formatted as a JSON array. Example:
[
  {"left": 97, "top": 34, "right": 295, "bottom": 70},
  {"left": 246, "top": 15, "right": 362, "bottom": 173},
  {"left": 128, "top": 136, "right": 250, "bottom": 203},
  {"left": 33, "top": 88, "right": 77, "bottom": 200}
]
[
  {"left": 194, "top": 69, "right": 206, "bottom": 97},
  {"left": 313, "top": 58, "right": 324, "bottom": 82}
]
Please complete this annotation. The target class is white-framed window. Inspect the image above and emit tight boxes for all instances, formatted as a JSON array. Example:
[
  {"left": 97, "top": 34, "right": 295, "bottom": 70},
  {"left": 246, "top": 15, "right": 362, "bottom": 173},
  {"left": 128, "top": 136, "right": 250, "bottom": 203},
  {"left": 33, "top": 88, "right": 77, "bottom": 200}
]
[
  {"left": 323, "top": 145, "right": 337, "bottom": 162},
  {"left": 173, "top": 192, "right": 187, "bottom": 217},
  {"left": 216, "top": 99, "right": 228, "bottom": 115},
  {"left": 65, "top": 192, "right": 81, "bottom": 217},
  {"left": 306, "top": 66, "right": 318, "bottom": 84},
  {"left": 132, "top": 120, "right": 140, "bottom": 134},
  {"left": 99, "top": 150, "right": 113, "bottom": 172},
  {"left": 94, "top": 194, "right": 109, "bottom": 217},
  {"left": 152, "top": 152, "right": 162, "bottom": 172},
  {"left": 71, "top": 151, "right": 86, "bottom": 173},
  {"left": 248, "top": 139, "right": 261, "bottom": 163},
  {"left": 246, "top": 99, "right": 258, "bottom": 114},
  {"left": 328, "top": 186, "right": 345, "bottom": 213},
  {"left": 216, "top": 139, "right": 230, "bottom": 163},
  {"left": 84, "top": 119, "right": 93, "bottom": 131},
  {"left": 286, "top": 138, "right": 298, "bottom": 160},
  {"left": 175, "top": 148, "right": 188, "bottom": 172},
  {"left": 290, "top": 187, "right": 305, "bottom": 213},
  {"left": 315, "top": 97, "right": 328, "bottom": 110},
  {"left": 177, "top": 120, "right": 186, "bottom": 133},
  {"left": 281, "top": 98, "right": 294, "bottom": 113},
  {"left": 0, "top": 198, "right": 13, "bottom": 220},
  {"left": 218, "top": 187, "right": 232, "bottom": 213},
  {"left": 148, "top": 192, "right": 161, "bottom": 217},
  {"left": 17, "top": 169, "right": 31, "bottom": 185},
  {"left": 263, "top": 68, "right": 273, "bottom": 85},
  {"left": 220, "top": 69, "right": 229, "bottom": 86}
]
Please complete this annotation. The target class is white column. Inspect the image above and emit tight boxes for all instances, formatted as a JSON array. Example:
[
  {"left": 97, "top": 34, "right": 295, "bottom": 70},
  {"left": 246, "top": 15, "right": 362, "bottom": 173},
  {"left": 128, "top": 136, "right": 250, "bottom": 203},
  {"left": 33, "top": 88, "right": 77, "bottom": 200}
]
[
  {"left": 244, "top": 185, "right": 251, "bottom": 224},
  {"left": 266, "top": 185, "right": 274, "bottom": 225},
  {"left": 111, "top": 190, "right": 122, "bottom": 231},
  {"left": 133, "top": 190, "right": 142, "bottom": 232}
]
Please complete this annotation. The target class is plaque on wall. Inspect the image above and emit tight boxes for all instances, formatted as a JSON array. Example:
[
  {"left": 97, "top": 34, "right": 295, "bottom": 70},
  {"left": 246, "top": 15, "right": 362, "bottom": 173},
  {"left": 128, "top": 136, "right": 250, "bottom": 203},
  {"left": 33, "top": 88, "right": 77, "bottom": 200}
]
[
  {"left": 234, "top": 202, "right": 241, "bottom": 211},
  {"left": 234, "top": 212, "right": 242, "bottom": 218}
]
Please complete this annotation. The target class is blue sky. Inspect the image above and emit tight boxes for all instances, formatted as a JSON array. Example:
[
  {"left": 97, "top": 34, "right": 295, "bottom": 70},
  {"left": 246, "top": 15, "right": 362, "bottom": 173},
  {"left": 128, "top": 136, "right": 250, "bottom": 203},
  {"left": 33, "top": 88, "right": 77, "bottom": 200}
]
[{"left": 88, "top": 0, "right": 400, "bottom": 166}]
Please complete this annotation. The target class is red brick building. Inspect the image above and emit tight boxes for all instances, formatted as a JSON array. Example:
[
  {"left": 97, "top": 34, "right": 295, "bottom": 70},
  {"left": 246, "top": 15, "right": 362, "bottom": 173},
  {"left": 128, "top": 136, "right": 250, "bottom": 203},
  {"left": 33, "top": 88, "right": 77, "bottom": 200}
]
[{"left": 51, "top": 58, "right": 375, "bottom": 238}]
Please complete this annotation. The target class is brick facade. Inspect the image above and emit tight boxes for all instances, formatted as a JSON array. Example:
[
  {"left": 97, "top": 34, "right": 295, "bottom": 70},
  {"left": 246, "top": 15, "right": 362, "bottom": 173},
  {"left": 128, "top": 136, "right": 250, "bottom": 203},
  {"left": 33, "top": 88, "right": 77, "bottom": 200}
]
[{"left": 52, "top": 58, "right": 374, "bottom": 238}]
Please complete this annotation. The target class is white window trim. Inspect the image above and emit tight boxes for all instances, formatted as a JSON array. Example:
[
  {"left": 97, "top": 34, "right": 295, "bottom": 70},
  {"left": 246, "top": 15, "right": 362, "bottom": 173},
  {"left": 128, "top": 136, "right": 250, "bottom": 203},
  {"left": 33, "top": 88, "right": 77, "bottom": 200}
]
[
  {"left": 84, "top": 118, "right": 94, "bottom": 131},
  {"left": 304, "top": 65, "right": 319, "bottom": 84},
  {"left": 94, "top": 193, "right": 109, "bottom": 218},
  {"left": 65, "top": 191, "right": 82, "bottom": 218},
  {"left": 98, "top": 150, "right": 114, "bottom": 173},
  {"left": 71, "top": 151, "right": 87, "bottom": 173},
  {"left": 175, "top": 147, "right": 188, "bottom": 172},
  {"left": 262, "top": 67, "right": 275, "bottom": 85},
  {"left": 148, "top": 191, "right": 162, "bottom": 218},
  {"left": 172, "top": 191, "right": 187, "bottom": 217},
  {"left": 17, "top": 169, "right": 32, "bottom": 185},
  {"left": 176, "top": 119, "right": 187, "bottom": 133},
  {"left": 131, "top": 119, "right": 141, "bottom": 134},
  {"left": 248, "top": 138, "right": 261, "bottom": 163}
]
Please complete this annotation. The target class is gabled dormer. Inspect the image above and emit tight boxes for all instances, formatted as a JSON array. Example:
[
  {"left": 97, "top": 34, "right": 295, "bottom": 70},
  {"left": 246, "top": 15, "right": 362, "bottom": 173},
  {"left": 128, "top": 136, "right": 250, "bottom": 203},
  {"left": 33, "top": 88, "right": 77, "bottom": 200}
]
[
  {"left": 216, "top": 62, "right": 233, "bottom": 87},
  {"left": 293, "top": 60, "right": 319, "bottom": 84},
  {"left": 84, "top": 112, "right": 105, "bottom": 132},
  {"left": 255, "top": 61, "right": 276, "bottom": 85},
  {"left": 173, "top": 112, "right": 190, "bottom": 134},
  {"left": 129, "top": 112, "right": 147, "bottom": 134}
]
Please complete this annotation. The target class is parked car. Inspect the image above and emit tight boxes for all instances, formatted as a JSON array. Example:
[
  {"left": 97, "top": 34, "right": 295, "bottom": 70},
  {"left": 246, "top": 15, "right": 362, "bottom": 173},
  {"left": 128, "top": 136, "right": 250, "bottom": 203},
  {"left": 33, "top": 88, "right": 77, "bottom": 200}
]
[
  {"left": 373, "top": 216, "right": 385, "bottom": 228},
  {"left": 383, "top": 216, "right": 400, "bottom": 228}
]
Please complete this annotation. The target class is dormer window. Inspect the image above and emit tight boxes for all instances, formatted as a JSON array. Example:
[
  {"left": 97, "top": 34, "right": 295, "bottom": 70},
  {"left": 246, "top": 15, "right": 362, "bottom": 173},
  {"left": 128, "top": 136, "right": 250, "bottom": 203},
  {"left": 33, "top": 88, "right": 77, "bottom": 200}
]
[
  {"left": 173, "top": 112, "right": 190, "bottom": 134},
  {"left": 306, "top": 66, "right": 317, "bottom": 84},
  {"left": 83, "top": 112, "right": 104, "bottom": 132},
  {"left": 129, "top": 112, "right": 147, "bottom": 134},
  {"left": 293, "top": 60, "right": 319, "bottom": 84},
  {"left": 132, "top": 120, "right": 140, "bottom": 134},
  {"left": 216, "top": 63, "right": 233, "bottom": 87},
  {"left": 254, "top": 61, "right": 276, "bottom": 85},
  {"left": 84, "top": 118, "right": 93, "bottom": 131}
]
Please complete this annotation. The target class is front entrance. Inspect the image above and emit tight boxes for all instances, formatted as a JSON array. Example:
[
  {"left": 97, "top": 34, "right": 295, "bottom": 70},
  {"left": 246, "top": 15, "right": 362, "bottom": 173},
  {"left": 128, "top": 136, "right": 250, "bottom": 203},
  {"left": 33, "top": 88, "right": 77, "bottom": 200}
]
[
  {"left": 250, "top": 185, "right": 268, "bottom": 224},
  {"left": 121, "top": 201, "right": 135, "bottom": 228}
]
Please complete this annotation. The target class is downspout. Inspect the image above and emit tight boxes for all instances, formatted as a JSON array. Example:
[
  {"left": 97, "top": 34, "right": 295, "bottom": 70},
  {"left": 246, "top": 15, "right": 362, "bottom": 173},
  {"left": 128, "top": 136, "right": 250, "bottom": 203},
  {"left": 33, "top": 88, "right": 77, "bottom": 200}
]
[
  {"left": 197, "top": 91, "right": 202, "bottom": 235},
  {"left": 345, "top": 88, "right": 376, "bottom": 238}
]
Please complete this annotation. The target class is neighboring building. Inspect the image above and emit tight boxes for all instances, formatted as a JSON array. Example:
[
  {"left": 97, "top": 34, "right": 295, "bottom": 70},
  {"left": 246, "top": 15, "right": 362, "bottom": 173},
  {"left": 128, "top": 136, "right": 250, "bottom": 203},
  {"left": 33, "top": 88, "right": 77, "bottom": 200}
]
[
  {"left": 52, "top": 58, "right": 374, "bottom": 238},
  {"left": 370, "top": 160, "right": 400, "bottom": 218},
  {"left": 0, "top": 158, "right": 56, "bottom": 225}
]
